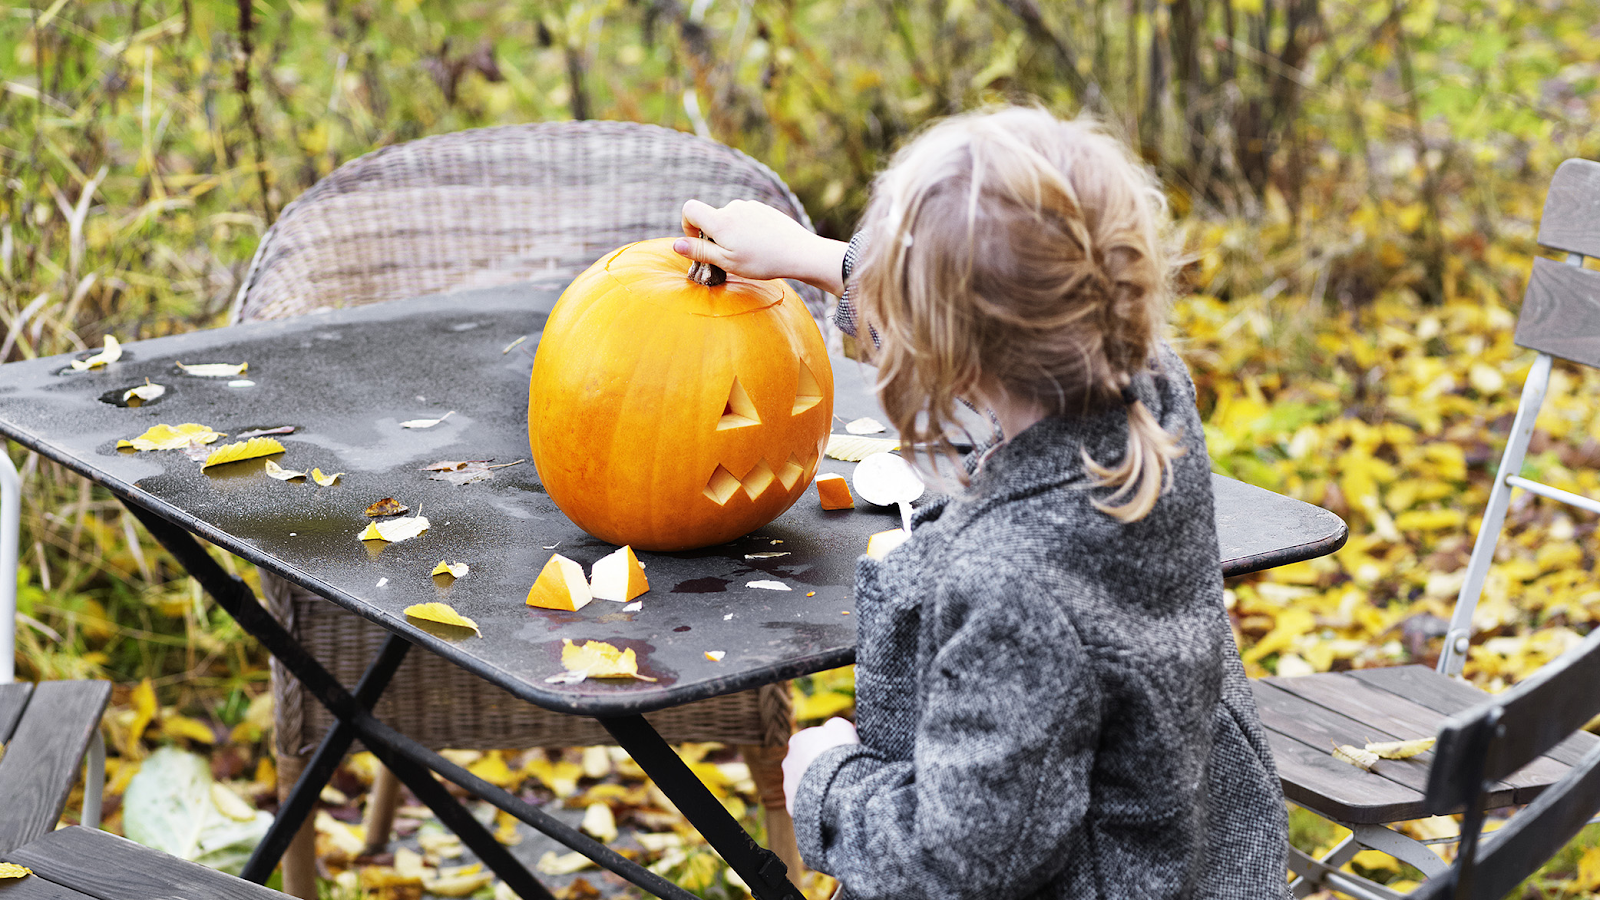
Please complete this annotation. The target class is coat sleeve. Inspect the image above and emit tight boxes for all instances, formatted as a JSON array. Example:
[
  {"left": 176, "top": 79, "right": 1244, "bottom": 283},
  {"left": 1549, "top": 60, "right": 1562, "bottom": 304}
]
[{"left": 792, "top": 562, "right": 1102, "bottom": 900}]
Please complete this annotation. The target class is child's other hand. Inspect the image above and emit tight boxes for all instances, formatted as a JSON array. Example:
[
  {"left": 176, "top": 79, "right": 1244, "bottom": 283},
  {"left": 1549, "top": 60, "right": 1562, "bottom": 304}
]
[
  {"left": 783, "top": 716, "right": 860, "bottom": 815},
  {"left": 676, "top": 199, "right": 847, "bottom": 295}
]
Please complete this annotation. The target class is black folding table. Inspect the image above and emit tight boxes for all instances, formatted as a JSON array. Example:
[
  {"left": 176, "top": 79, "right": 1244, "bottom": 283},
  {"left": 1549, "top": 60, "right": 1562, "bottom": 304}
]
[{"left": 0, "top": 284, "right": 1347, "bottom": 899}]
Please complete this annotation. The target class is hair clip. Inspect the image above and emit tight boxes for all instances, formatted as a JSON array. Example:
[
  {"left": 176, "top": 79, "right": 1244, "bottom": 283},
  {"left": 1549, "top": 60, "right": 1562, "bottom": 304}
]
[{"left": 1120, "top": 386, "right": 1138, "bottom": 406}]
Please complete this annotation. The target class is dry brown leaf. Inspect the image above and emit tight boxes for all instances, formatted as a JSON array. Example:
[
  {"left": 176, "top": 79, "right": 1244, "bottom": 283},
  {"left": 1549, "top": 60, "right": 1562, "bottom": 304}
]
[
  {"left": 310, "top": 468, "right": 341, "bottom": 486},
  {"left": 235, "top": 425, "right": 295, "bottom": 439},
  {"left": 71, "top": 335, "right": 122, "bottom": 370},
  {"left": 202, "top": 437, "right": 286, "bottom": 468},
  {"left": 117, "top": 423, "right": 224, "bottom": 451},
  {"left": 425, "top": 458, "right": 525, "bottom": 486},
  {"left": 263, "top": 459, "right": 306, "bottom": 481},
  {"left": 404, "top": 602, "right": 480, "bottom": 635},
  {"left": 360, "top": 513, "right": 430, "bottom": 543},
  {"left": 176, "top": 361, "right": 248, "bottom": 377},
  {"left": 364, "top": 498, "right": 409, "bottom": 517}
]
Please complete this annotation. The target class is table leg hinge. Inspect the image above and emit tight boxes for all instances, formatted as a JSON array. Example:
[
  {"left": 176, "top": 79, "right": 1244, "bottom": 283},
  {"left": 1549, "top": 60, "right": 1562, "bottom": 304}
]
[{"left": 757, "top": 852, "right": 803, "bottom": 900}]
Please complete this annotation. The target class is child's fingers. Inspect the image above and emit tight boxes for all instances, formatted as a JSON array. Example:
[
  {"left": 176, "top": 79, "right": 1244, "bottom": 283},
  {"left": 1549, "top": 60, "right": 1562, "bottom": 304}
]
[
  {"left": 671, "top": 236, "right": 733, "bottom": 270},
  {"left": 680, "top": 198, "right": 720, "bottom": 238}
]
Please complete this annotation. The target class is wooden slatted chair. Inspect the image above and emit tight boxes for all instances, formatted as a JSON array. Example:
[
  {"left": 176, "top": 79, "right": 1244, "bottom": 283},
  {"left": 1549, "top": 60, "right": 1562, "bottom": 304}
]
[
  {"left": 0, "top": 680, "right": 110, "bottom": 855},
  {"left": 4, "top": 826, "right": 293, "bottom": 899},
  {"left": 1406, "top": 626, "right": 1600, "bottom": 899},
  {"left": 230, "top": 120, "right": 820, "bottom": 898},
  {"left": 1262, "top": 157, "right": 1600, "bottom": 896}
]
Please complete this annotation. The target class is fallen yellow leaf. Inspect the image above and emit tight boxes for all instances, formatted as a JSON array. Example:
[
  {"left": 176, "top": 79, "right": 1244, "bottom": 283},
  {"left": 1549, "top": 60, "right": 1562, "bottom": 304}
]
[
  {"left": 422, "top": 863, "right": 492, "bottom": 897},
  {"left": 263, "top": 459, "right": 306, "bottom": 481},
  {"left": 401, "top": 411, "right": 454, "bottom": 429},
  {"left": 71, "top": 335, "right": 122, "bottom": 370},
  {"left": 361, "top": 514, "right": 430, "bottom": 543},
  {"left": 122, "top": 380, "right": 165, "bottom": 404},
  {"left": 0, "top": 863, "right": 33, "bottom": 879},
  {"left": 1365, "top": 738, "right": 1435, "bottom": 759},
  {"left": 825, "top": 433, "right": 898, "bottom": 462},
  {"left": 126, "top": 677, "right": 158, "bottom": 756},
  {"left": 160, "top": 714, "right": 216, "bottom": 744},
  {"left": 176, "top": 361, "right": 248, "bottom": 377},
  {"left": 311, "top": 468, "right": 341, "bottom": 486},
  {"left": 404, "top": 602, "right": 479, "bottom": 635},
  {"left": 202, "top": 437, "right": 286, "bottom": 468},
  {"left": 117, "top": 423, "right": 224, "bottom": 451},
  {"left": 1333, "top": 744, "right": 1379, "bottom": 771},
  {"left": 536, "top": 851, "right": 596, "bottom": 876},
  {"left": 431, "top": 561, "right": 469, "bottom": 579},
  {"left": 557, "top": 639, "right": 657, "bottom": 681}
]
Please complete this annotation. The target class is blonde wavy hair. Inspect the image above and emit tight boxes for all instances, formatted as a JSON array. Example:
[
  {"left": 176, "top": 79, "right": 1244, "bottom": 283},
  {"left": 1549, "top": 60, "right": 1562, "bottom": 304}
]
[{"left": 852, "top": 106, "right": 1184, "bottom": 522}]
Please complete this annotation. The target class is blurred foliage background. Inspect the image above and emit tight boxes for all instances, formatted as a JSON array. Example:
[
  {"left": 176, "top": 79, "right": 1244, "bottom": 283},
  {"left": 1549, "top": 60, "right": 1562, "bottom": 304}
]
[{"left": 5, "top": 0, "right": 1600, "bottom": 896}]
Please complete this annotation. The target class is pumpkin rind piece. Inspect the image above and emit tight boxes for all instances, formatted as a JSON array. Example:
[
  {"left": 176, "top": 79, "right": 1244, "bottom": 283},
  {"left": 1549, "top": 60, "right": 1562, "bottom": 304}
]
[
  {"left": 815, "top": 473, "right": 855, "bottom": 510},
  {"left": 591, "top": 545, "right": 649, "bottom": 602},
  {"left": 526, "top": 554, "right": 593, "bottom": 611}
]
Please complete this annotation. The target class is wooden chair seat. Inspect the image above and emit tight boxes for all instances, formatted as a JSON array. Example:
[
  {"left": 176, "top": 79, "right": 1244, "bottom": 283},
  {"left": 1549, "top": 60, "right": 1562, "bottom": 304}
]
[
  {"left": 0, "top": 681, "right": 110, "bottom": 854},
  {"left": 1254, "top": 666, "right": 1593, "bottom": 826},
  {"left": 2, "top": 826, "right": 290, "bottom": 899},
  {"left": 1260, "top": 666, "right": 1599, "bottom": 826}
]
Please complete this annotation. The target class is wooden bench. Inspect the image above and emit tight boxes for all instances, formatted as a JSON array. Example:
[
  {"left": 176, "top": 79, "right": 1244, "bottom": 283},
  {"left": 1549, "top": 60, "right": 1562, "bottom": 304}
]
[
  {"left": 2, "top": 826, "right": 289, "bottom": 899},
  {"left": 0, "top": 681, "right": 110, "bottom": 854}
]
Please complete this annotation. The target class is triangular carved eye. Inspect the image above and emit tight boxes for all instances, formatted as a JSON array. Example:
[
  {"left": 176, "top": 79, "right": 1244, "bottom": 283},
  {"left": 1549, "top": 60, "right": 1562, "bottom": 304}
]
[
  {"left": 792, "top": 360, "right": 823, "bottom": 415},
  {"left": 718, "top": 377, "right": 761, "bottom": 430}
]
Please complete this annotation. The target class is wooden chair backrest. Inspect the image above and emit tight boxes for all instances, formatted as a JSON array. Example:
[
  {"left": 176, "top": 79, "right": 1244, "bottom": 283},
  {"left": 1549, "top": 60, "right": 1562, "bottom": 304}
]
[
  {"left": 1415, "top": 627, "right": 1600, "bottom": 899},
  {"left": 1515, "top": 158, "right": 1600, "bottom": 367}
]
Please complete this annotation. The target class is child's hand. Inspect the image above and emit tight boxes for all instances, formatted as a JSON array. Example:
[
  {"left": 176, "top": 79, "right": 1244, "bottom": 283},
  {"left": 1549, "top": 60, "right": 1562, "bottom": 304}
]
[
  {"left": 675, "top": 199, "right": 848, "bottom": 295},
  {"left": 782, "top": 716, "right": 860, "bottom": 815}
]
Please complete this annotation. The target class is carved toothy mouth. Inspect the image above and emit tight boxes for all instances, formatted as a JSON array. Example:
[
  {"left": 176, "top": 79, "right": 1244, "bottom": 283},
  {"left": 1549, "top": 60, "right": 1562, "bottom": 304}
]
[{"left": 703, "top": 451, "right": 817, "bottom": 505}]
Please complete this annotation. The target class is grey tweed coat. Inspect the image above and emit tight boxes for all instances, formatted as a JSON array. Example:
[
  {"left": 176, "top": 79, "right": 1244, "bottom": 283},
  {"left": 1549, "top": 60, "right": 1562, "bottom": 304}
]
[{"left": 792, "top": 344, "right": 1289, "bottom": 899}]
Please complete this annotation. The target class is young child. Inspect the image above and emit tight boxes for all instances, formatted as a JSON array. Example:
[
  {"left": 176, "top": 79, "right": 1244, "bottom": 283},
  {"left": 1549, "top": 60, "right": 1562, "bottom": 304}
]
[{"left": 675, "top": 106, "right": 1288, "bottom": 899}]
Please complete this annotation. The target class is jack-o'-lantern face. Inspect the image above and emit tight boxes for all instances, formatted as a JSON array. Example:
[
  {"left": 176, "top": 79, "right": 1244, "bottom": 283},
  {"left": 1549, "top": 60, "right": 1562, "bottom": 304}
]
[{"left": 529, "top": 238, "right": 834, "bottom": 552}]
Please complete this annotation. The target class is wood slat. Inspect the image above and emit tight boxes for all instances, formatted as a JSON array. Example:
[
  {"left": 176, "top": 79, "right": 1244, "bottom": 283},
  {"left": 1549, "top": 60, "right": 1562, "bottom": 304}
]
[
  {"left": 0, "top": 873, "right": 96, "bottom": 900},
  {"left": 1513, "top": 257, "right": 1600, "bottom": 368},
  {"left": 7, "top": 827, "right": 289, "bottom": 900},
  {"left": 1264, "top": 728, "right": 1427, "bottom": 824},
  {"left": 0, "top": 683, "right": 111, "bottom": 854},
  {"left": 0, "top": 683, "right": 34, "bottom": 744},
  {"left": 1265, "top": 672, "right": 1573, "bottom": 804},
  {"left": 1348, "top": 666, "right": 1600, "bottom": 768},
  {"left": 1537, "top": 158, "right": 1600, "bottom": 259}
]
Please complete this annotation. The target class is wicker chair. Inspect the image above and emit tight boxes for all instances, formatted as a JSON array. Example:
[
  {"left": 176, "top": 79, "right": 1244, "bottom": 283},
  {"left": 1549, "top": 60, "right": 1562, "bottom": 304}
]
[{"left": 232, "top": 121, "right": 820, "bottom": 899}]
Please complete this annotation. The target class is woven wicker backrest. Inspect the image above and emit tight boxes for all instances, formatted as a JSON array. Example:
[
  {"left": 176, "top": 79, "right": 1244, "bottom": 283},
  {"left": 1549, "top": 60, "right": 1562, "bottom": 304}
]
[{"left": 231, "top": 120, "right": 826, "bottom": 325}]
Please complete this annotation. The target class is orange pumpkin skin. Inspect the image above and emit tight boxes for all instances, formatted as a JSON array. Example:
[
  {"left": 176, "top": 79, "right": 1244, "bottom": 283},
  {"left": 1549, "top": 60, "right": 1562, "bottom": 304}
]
[{"left": 528, "top": 238, "right": 834, "bottom": 551}]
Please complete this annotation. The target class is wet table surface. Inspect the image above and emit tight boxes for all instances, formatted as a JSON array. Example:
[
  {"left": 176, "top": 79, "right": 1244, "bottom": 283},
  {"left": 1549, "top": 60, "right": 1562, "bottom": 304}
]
[{"left": 0, "top": 284, "right": 1346, "bottom": 716}]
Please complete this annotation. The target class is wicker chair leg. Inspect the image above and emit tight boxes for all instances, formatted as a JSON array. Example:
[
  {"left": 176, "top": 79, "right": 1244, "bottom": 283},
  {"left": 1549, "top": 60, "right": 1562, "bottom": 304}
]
[
  {"left": 740, "top": 743, "right": 803, "bottom": 879},
  {"left": 275, "top": 752, "right": 320, "bottom": 900},
  {"left": 362, "top": 763, "right": 403, "bottom": 855}
]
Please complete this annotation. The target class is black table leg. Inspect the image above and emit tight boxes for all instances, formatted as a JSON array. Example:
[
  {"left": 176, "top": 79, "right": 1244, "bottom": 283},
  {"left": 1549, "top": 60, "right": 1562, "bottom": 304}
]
[
  {"left": 123, "top": 503, "right": 699, "bottom": 900},
  {"left": 242, "top": 633, "right": 412, "bottom": 882},
  {"left": 602, "top": 715, "right": 803, "bottom": 900}
]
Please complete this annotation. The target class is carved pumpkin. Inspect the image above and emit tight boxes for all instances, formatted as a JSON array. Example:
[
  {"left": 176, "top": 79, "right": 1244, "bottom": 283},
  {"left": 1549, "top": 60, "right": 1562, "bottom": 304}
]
[{"left": 528, "top": 238, "right": 834, "bottom": 551}]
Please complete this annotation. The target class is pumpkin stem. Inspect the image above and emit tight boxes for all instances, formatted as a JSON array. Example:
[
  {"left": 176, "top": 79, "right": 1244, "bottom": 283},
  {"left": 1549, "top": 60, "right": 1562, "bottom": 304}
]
[
  {"left": 686, "top": 260, "right": 727, "bottom": 286},
  {"left": 686, "top": 231, "right": 727, "bottom": 286}
]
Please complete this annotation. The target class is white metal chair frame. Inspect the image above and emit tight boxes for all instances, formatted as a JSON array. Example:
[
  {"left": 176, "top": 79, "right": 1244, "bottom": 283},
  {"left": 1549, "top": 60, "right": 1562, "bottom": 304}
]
[
  {"left": 0, "top": 452, "right": 105, "bottom": 830},
  {"left": 1288, "top": 157, "right": 1600, "bottom": 898}
]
